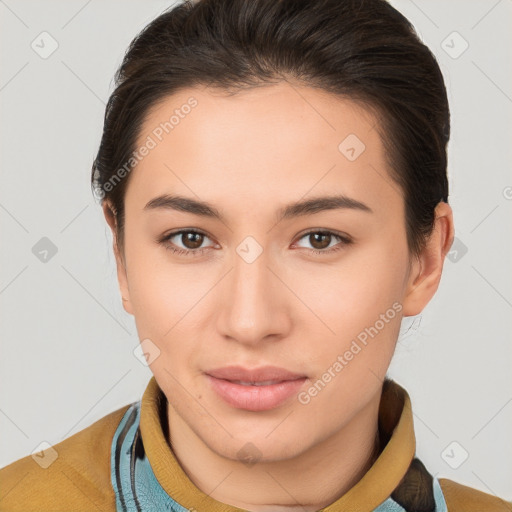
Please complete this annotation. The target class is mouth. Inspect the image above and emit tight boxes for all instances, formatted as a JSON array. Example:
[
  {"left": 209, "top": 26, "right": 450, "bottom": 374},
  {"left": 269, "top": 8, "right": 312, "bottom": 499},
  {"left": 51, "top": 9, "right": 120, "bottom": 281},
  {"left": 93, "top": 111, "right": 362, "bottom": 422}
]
[
  {"left": 205, "top": 365, "right": 307, "bottom": 411},
  {"left": 229, "top": 380, "right": 290, "bottom": 386}
]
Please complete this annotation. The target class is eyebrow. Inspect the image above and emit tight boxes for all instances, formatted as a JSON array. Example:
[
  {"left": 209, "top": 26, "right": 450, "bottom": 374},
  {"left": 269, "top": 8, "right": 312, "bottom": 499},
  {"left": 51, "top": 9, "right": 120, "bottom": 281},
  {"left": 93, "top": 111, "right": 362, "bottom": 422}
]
[{"left": 143, "top": 193, "right": 373, "bottom": 222}]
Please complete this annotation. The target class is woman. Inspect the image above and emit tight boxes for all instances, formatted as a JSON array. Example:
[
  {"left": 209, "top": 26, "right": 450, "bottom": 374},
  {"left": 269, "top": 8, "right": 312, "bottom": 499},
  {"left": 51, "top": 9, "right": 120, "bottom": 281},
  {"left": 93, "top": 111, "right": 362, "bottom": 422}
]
[{"left": 1, "top": 0, "right": 510, "bottom": 510}]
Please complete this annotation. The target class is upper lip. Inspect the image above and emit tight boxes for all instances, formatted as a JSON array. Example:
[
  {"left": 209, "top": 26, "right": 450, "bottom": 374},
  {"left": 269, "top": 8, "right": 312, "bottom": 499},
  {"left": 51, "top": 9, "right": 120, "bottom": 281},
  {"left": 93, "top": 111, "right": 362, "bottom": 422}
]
[{"left": 205, "top": 365, "right": 306, "bottom": 383}]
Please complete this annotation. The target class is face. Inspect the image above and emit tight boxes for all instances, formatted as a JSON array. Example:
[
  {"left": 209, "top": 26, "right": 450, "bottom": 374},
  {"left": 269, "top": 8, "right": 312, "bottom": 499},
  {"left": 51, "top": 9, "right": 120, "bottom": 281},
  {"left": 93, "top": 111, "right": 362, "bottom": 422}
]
[{"left": 108, "top": 82, "right": 437, "bottom": 463}]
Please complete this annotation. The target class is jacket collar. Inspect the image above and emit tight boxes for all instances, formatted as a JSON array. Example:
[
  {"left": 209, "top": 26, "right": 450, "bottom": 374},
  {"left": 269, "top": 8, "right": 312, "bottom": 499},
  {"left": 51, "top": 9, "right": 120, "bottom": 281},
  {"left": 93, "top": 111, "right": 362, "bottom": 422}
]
[
  {"left": 140, "top": 377, "right": 414, "bottom": 510},
  {"left": 112, "top": 376, "right": 447, "bottom": 511}
]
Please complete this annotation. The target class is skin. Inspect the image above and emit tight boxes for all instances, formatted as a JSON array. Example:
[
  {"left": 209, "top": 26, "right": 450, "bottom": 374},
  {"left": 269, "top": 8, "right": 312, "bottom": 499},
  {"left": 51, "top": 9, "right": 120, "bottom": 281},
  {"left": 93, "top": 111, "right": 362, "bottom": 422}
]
[{"left": 103, "top": 81, "right": 454, "bottom": 511}]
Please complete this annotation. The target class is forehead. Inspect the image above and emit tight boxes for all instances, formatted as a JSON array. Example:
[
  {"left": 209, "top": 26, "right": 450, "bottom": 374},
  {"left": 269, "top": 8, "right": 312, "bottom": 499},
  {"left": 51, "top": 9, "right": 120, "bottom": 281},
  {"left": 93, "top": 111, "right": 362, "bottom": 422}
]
[{"left": 125, "top": 82, "right": 401, "bottom": 217}]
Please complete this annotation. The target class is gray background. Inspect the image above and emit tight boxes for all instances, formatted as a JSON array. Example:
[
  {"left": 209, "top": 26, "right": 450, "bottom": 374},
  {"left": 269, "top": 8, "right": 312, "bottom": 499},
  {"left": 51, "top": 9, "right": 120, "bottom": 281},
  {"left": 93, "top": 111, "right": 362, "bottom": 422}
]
[{"left": 1, "top": 0, "right": 511, "bottom": 500}]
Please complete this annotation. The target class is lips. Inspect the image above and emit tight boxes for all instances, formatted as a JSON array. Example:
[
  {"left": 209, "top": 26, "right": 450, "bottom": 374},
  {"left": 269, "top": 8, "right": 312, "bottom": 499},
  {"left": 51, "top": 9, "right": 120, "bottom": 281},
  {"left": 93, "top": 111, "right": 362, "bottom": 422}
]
[{"left": 205, "top": 365, "right": 307, "bottom": 411}]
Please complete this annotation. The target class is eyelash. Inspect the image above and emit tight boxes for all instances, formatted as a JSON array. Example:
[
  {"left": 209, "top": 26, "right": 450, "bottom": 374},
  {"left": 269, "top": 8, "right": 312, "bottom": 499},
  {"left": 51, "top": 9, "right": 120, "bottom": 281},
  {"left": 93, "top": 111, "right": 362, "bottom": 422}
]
[{"left": 158, "top": 229, "right": 352, "bottom": 257}]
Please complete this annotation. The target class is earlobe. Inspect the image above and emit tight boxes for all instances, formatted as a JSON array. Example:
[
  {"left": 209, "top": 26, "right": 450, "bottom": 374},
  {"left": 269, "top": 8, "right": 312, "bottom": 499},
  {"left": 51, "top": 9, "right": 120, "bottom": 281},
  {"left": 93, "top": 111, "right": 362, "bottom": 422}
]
[
  {"left": 401, "top": 202, "right": 454, "bottom": 316},
  {"left": 102, "top": 202, "right": 134, "bottom": 316}
]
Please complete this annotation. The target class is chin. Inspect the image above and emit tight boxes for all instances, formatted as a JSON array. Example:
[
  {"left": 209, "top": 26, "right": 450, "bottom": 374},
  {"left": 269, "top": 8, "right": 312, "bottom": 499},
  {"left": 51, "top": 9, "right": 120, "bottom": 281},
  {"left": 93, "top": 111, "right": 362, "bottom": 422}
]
[{"left": 203, "top": 429, "right": 309, "bottom": 464}]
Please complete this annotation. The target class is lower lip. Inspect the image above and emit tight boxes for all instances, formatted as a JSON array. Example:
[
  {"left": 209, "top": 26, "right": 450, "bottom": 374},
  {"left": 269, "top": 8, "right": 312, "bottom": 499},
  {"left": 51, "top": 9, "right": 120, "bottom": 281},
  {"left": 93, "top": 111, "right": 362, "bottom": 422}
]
[{"left": 206, "top": 375, "right": 307, "bottom": 411}]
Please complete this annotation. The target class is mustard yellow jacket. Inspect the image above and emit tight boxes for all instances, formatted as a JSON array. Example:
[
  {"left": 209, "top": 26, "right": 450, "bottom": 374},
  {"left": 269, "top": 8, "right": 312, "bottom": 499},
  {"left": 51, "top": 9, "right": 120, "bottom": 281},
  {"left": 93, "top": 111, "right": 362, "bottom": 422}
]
[{"left": 1, "top": 378, "right": 511, "bottom": 511}]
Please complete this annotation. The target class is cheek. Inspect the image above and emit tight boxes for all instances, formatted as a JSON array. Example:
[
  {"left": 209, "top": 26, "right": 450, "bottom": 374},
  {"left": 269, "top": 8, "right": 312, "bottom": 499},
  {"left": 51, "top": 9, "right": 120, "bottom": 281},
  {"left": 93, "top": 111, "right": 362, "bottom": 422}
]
[
  {"left": 286, "top": 243, "right": 408, "bottom": 393},
  {"left": 127, "top": 259, "right": 202, "bottom": 381},
  {"left": 130, "top": 273, "right": 203, "bottom": 343},
  {"left": 124, "top": 230, "right": 213, "bottom": 336},
  {"left": 291, "top": 245, "right": 407, "bottom": 334}
]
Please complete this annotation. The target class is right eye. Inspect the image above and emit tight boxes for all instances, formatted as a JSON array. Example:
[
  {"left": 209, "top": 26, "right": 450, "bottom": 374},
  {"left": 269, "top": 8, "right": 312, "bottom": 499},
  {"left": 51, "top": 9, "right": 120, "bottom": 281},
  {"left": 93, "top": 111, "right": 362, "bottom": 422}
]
[{"left": 159, "top": 229, "right": 217, "bottom": 257}]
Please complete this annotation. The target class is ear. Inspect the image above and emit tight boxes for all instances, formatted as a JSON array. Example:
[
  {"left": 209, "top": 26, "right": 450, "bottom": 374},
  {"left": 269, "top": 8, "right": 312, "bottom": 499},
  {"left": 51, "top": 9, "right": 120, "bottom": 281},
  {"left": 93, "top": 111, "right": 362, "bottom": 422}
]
[
  {"left": 102, "top": 202, "right": 134, "bottom": 316},
  {"left": 402, "top": 202, "right": 455, "bottom": 316}
]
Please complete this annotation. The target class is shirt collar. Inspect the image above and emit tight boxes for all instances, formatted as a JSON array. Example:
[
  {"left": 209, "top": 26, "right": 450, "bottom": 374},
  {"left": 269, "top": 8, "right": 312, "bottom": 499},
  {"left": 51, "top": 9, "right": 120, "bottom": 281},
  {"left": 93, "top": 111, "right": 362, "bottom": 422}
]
[{"left": 137, "top": 376, "right": 417, "bottom": 511}]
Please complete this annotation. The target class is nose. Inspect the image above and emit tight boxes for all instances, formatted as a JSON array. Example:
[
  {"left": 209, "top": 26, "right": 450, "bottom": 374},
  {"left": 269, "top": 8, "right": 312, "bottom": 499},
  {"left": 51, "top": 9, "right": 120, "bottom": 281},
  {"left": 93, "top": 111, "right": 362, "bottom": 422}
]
[{"left": 216, "top": 242, "right": 292, "bottom": 347}]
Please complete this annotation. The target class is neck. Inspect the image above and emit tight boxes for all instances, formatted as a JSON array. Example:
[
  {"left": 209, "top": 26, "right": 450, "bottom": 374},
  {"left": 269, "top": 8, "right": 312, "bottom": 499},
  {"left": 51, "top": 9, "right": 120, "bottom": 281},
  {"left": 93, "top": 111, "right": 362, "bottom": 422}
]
[{"left": 167, "top": 392, "right": 382, "bottom": 512}]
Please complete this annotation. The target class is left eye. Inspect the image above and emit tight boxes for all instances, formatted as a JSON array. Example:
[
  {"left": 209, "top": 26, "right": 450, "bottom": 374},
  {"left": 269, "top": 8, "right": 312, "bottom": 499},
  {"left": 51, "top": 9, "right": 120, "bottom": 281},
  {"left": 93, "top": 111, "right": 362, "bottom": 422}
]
[{"left": 294, "top": 230, "right": 351, "bottom": 253}]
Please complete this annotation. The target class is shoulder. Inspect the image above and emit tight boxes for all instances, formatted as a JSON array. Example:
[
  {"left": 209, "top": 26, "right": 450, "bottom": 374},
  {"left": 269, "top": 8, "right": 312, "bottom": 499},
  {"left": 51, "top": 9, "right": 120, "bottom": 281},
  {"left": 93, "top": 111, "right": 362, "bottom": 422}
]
[
  {"left": 0, "top": 403, "right": 132, "bottom": 512},
  {"left": 439, "top": 478, "right": 512, "bottom": 512}
]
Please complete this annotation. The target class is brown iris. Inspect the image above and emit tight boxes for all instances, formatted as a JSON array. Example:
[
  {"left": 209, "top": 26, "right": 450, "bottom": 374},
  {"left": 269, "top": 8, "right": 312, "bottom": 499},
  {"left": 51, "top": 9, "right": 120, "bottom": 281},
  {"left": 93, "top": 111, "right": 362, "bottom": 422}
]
[
  {"left": 181, "top": 232, "right": 204, "bottom": 249},
  {"left": 309, "top": 232, "right": 332, "bottom": 250}
]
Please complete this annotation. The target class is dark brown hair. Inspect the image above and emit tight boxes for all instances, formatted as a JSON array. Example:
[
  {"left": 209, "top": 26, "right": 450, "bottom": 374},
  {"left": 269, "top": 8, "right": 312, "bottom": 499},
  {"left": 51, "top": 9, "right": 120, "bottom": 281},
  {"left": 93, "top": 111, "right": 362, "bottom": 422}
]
[{"left": 91, "top": 0, "right": 450, "bottom": 257}]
